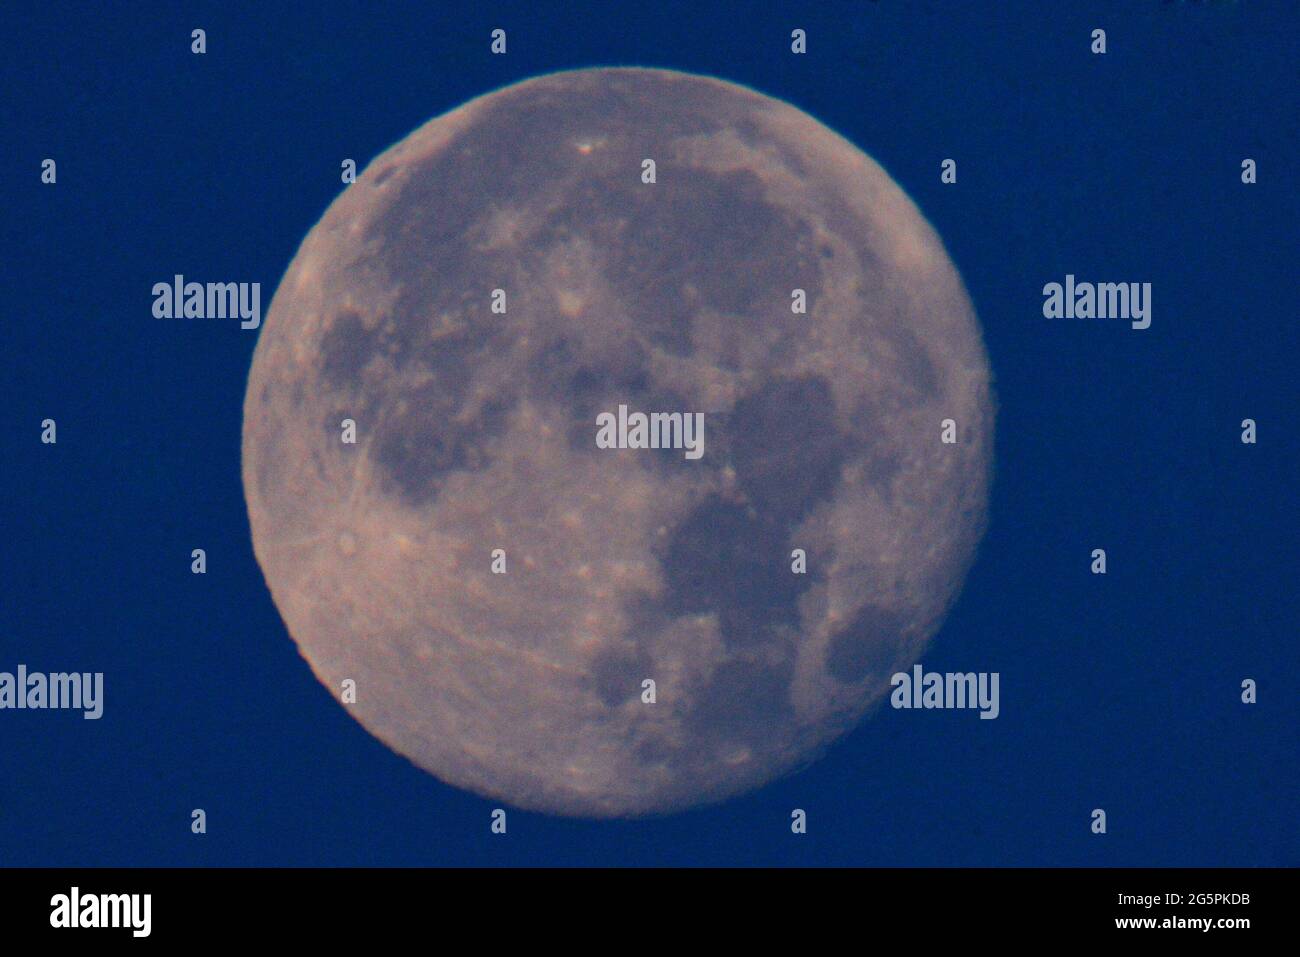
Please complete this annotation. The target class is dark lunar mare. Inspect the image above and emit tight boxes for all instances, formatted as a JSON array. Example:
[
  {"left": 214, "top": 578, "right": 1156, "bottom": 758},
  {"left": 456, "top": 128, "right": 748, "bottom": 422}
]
[
  {"left": 728, "top": 376, "right": 845, "bottom": 518},
  {"left": 326, "top": 75, "right": 843, "bottom": 516},
  {"left": 824, "top": 603, "right": 909, "bottom": 685},
  {"left": 687, "top": 654, "right": 797, "bottom": 752},
  {"left": 660, "top": 496, "right": 806, "bottom": 647},
  {"left": 655, "top": 372, "right": 855, "bottom": 747},
  {"left": 317, "top": 308, "right": 383, "bottom": 390},
  {"left": 562, "top": 166, "right": 822, "bottom": 359}
]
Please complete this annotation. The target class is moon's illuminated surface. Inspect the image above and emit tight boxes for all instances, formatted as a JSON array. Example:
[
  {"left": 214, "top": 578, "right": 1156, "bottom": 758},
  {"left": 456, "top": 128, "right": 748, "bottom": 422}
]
[{"left": 242, "top": 67, "right": 994, "bottom": 817}]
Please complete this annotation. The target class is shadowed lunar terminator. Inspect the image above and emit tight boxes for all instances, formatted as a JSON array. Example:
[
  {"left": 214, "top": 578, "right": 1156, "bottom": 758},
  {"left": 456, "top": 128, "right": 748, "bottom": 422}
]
[{"left": 242, "top": 67, "right": 994, "bottom": 817}]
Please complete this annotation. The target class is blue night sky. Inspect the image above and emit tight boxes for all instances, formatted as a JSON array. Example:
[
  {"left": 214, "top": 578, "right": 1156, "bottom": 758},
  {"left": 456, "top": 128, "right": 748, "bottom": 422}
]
[{"left": 3, "top": 1, "right": 1295, "bottom": 866}]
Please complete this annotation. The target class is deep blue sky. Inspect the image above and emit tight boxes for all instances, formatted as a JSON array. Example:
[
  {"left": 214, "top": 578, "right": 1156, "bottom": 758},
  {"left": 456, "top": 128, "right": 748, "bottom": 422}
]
[{"left": 3, "top": 1, "right": 1296, "bottom": 866}]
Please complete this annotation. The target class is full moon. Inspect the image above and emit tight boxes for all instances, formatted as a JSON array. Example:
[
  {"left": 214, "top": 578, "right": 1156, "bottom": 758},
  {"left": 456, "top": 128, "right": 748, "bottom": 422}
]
[{"left": 242, "top": 67, "right": 994, "bottom": 817}]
